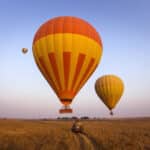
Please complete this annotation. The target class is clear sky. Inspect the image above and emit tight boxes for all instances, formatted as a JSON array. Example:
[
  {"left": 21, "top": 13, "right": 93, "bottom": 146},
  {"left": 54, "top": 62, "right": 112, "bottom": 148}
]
[{"left": 0, "top": 0, "right": 150, "bottom": 118}]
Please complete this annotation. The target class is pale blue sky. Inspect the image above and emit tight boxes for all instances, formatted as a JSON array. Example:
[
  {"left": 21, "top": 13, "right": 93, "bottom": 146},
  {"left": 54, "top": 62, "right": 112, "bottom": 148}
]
[{"left": 0, "top": 0, "right": 150, "bottom": 118}]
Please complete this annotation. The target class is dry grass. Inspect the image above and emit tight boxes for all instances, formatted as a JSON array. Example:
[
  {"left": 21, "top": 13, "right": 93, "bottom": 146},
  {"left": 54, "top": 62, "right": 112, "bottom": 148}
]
[
  {"left": 84, "top": 118, "right": 150, "bottom": 150},
  {"left": 0, "top": 118, "right": 149, "bottom": 150}
]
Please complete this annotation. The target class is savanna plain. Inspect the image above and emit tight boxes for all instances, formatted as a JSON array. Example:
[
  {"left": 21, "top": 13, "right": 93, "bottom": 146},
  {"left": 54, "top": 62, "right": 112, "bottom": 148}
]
[{"left": 0, "top": 118, "right": 150, "bottom": 150}]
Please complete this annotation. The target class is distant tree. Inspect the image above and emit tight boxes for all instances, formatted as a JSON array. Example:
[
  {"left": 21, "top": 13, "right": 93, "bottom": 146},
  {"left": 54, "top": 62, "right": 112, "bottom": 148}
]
[
  {"left": 62, "top": 117, "right": 70, "bottom": 120},
  {"left": 72, "top": 116, "right": 78, "bottom": 120},
  {"left": 80, "top": 116, "right": 89, "bottom": 120}
]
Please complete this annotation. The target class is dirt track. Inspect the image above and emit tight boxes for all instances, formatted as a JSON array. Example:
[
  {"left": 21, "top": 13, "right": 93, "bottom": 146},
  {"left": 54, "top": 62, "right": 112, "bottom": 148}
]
[{"left": 72, "top": 132, "right": 100, "bottom": 150}]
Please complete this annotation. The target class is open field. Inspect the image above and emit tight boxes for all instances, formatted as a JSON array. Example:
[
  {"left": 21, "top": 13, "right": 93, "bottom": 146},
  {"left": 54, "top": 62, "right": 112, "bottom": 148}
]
[{"left": 0, "top": 118, "right": 150, "bottom": 150}]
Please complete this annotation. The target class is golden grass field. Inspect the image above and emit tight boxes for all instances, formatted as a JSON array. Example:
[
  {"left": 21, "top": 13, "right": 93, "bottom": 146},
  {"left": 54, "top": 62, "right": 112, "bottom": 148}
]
[{"left": 0, "top": 118, "right": 150, "bottom": 150}]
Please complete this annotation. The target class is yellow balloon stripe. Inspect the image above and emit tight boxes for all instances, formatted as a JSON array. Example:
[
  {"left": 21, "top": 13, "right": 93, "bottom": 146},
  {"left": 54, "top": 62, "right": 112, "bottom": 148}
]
[{"left": 33, "top": 50, "right": 58, "bottom": 94}]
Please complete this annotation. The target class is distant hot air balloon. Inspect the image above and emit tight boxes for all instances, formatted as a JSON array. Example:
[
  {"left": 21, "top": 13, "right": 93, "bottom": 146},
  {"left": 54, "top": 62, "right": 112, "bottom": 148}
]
[
  {"left": 95, "top": 75, "right": 124, "bottom": 115},
  {"left": 32, "top": 16, "right": 103, "bottom": 113},
  {"left": 22, "top": 48, "right": 28, "bottom": 54}
]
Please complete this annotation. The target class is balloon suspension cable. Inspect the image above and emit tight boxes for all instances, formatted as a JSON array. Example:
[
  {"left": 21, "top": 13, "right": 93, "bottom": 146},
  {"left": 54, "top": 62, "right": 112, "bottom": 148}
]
[
  {"left": 110, "top": 110, "right": 113, "bottom": 116},
  {"left": 64, "top": 105, "right": 70, "bottom": 109}
]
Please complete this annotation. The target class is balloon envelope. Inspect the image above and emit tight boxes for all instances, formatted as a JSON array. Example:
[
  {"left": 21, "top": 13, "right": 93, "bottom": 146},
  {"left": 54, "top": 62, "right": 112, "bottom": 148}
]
[
  {"left": 95, "top": 75, "right": 124, "bottom": 111},
  {"left": 32, "top": 16, "right": 103, "bottom": 112},
  {"left": 22, "top": 48, "right": 28, "bottom": 54}
]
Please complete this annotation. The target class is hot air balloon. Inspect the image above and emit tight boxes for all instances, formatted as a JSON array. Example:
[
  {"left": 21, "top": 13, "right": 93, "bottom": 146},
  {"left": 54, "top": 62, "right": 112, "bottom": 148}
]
[
  {"left": 95, "top": 75, "right": 124, "bottom": 115},
  {"left": 32, "top": 16, "right": 103, "bottom": 113},
  {"left": 22, "top": 48, "right": 28, "bottom": 54}
]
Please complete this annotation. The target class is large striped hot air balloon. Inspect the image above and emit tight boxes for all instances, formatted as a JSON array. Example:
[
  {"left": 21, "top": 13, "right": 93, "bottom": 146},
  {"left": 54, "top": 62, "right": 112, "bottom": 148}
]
[
  {"left": 32, "top": 16, "right": 103, "bottom": 113},
  {"left": 95, "top": 75, "right": 124, "bottom": 115}
]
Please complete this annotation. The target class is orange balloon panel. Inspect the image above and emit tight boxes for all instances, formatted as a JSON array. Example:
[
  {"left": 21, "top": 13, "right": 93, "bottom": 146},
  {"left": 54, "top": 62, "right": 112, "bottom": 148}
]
[{"left": 32, "top": 16, "right": 103, "bottom": 106}]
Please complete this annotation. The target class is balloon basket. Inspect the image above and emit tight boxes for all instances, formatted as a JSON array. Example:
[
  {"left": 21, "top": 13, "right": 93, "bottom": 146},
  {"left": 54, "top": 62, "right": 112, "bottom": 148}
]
[
  {"left": 110, "top": 110, "right": 113, "bottom": 116},
  {"left": 59, "top": 106, "right": 72, "bottom": 113}
]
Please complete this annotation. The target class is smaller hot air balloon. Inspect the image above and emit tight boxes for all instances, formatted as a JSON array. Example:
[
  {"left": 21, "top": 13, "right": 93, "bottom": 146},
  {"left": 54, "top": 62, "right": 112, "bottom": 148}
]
[
  {"left": 22, "top": 48, "right": 28, "bottom": 54},
  {"left": 95, "top": 75, "right": 124, "bottom": 115}
]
